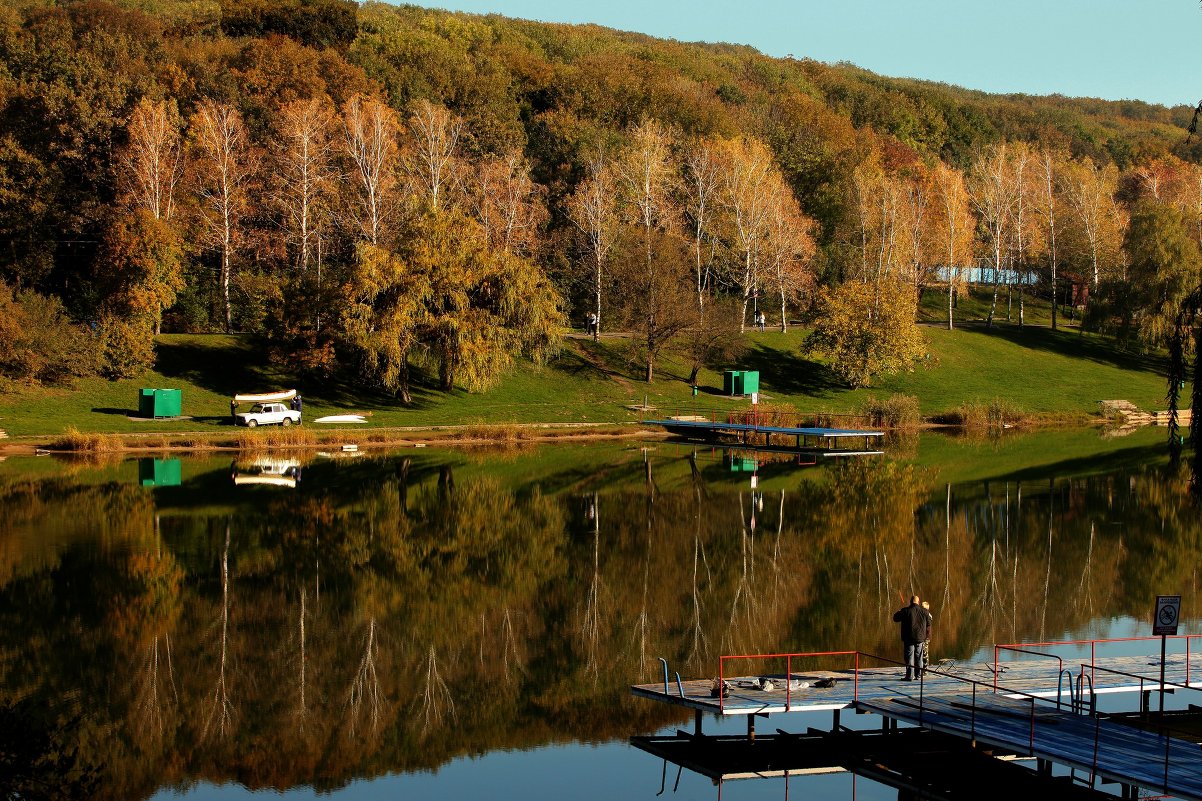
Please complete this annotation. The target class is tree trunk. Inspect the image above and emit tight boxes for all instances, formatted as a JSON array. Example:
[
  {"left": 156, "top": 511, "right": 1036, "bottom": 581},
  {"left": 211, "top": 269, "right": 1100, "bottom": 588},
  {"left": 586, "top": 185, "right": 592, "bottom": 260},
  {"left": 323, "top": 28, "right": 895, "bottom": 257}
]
[
  {"left": 399, "top": 354, "right": 411, "bottom": 405},
  {"left": 986, "top": 241, "right": 1002, "bottom": 329},
  {"left": 594, "top": 253, "right": 602, "bottom": 342},
  {"left": 1051, "top": 261, "right": 1058, "bottom": 331},
  {"left": 222, "top": 235, "right": 232, "bottom": 332},
  {"left": 947, "top": 267, "right": 955, "bottom": 331}
]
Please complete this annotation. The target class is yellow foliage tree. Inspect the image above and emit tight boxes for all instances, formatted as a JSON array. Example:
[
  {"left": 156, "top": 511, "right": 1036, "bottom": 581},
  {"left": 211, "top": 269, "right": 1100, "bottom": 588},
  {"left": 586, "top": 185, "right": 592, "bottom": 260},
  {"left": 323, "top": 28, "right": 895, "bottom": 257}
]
[{"left": 806, "top": 278, "right": 925, "bottom": 388}]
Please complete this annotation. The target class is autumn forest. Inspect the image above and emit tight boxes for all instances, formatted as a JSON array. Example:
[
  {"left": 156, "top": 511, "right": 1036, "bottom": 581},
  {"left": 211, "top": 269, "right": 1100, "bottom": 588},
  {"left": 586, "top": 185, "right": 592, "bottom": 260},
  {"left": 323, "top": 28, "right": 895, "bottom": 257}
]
[{"left": 3, "top": 0, "right": 1202, "bottom": 394}]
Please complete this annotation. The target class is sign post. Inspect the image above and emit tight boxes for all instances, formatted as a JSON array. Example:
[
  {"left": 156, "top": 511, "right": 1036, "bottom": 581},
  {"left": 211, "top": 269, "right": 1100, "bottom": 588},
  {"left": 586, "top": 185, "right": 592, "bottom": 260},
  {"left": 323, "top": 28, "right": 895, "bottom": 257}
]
[{"left": 1153, "top": 595, "right": 1181, "bottom": 714}]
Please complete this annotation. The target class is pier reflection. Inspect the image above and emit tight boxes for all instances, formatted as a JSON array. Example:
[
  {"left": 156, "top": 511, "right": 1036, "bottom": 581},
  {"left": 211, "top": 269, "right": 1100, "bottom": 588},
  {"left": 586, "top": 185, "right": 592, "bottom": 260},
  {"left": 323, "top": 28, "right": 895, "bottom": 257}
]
[{"left": 0, "top": 433, "right": 1195, "bottom": 799}]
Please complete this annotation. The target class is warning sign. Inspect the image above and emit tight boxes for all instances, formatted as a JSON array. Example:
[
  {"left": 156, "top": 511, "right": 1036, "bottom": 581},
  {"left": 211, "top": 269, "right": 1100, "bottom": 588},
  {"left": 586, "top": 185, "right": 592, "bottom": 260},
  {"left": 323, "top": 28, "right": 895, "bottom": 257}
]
[{"left": 1154, "top": 595, "right": 1181, "bottom": 636}]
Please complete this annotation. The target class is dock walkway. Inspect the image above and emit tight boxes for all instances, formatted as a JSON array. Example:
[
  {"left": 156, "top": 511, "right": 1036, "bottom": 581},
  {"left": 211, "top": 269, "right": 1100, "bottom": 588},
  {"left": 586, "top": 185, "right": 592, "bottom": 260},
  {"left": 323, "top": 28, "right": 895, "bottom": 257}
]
[
  {"left": 632, "top": 653, "right": 1202, "bottom": 716},
  {"left": 643, "top": 418, "right": 884, "bottom": 454},
  {"left": 632, "top": 638, "right": 1202, "bottom": 800},
  {"left": 857, "top": 693, "right": 1202, "bottom": 800}
]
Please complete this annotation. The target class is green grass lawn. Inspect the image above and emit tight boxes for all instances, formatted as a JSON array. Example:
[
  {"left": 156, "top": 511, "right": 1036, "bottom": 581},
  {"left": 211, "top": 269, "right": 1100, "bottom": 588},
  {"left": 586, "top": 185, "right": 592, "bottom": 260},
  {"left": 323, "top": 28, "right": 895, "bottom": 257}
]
[{"left": 0, "top": 305, "right": 1184, "bottom": 438}]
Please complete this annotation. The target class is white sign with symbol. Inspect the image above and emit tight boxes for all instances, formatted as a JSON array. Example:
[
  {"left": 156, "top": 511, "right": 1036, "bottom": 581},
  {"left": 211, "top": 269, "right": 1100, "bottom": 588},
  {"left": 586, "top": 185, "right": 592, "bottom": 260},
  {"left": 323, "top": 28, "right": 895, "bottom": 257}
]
[{"left": 1154, "top": 595, "right": 1181, "bottom": 636}]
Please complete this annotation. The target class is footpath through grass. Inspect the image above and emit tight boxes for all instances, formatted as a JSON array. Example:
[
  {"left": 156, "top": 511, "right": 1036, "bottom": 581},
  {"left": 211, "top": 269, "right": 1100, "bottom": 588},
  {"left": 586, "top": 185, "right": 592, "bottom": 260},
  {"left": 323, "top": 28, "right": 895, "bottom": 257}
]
[{"left": 0, "top": 311, "right": 1182, "bottom": 439}]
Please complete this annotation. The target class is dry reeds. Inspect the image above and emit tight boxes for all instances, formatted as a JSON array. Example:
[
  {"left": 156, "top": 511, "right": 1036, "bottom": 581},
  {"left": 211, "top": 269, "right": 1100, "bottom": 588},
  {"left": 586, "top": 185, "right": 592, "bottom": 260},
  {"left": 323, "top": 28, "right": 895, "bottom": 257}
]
[
  {"left": 947, "top": 399, "right": 1025, "bottom": 431},
  {"left": 861, "top": 394, "right": 922, "bottom": 430},
  {"left": 234, "top": 425, "right": 318, "bottom": 451},
  {"left": 461, "top": 422, "right": 532, "bottom": 442},
  {"left": 51, "top": 426, "right": 122, "bottom": 452}
]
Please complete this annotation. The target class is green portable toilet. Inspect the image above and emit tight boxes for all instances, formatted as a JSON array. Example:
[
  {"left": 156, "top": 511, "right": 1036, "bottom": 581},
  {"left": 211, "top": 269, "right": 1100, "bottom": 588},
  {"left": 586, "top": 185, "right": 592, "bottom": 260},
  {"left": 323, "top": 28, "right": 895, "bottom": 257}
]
[
  {"left": 138, "top": 388, "right": 182, "bottom": 418},
  {"left": 139, "top": 457, "right": 182, "bottom": 487},
  {"left": 723, "top": 370, "right": 760, "bottom": 396},
  {"left": 724, "top": 454, "right": 757, "bottom": 473}
]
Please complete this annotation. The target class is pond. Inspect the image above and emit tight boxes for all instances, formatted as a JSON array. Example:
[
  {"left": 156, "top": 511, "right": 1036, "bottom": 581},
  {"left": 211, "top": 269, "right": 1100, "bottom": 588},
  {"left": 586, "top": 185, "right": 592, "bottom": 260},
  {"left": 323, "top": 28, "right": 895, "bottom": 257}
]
[{"left": 0, "top": 427, "right": 1198, "bottom": 801}]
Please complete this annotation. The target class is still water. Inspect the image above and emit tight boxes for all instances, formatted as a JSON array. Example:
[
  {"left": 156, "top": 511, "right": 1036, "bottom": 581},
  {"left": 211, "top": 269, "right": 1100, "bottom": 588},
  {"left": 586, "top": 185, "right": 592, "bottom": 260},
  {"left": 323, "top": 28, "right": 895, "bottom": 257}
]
[{"left": 1, "top": 428, "right": 1198, "bottom": 801}]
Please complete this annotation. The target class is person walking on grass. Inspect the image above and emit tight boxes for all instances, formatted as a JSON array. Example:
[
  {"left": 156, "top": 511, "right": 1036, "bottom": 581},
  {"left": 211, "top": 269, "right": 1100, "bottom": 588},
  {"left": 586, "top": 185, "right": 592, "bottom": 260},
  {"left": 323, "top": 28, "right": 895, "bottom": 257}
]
[{"left": 892, "top": 594, "right": 929, "bottom": 681}]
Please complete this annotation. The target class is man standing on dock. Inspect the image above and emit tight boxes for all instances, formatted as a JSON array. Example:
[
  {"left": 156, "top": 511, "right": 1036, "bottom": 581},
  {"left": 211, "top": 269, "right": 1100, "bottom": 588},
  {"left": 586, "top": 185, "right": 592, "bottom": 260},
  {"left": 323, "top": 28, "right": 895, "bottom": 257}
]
[{"left": 892, "top": 595, "right": 930, "bottom": 681}]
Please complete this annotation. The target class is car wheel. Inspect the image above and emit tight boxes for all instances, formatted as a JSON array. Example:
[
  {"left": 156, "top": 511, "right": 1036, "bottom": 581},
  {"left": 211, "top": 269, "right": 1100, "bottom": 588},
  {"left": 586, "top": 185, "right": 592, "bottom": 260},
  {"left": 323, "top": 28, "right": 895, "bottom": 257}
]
[
  {"left": 282, "top": 417, "right": 291, "bottom": 427},
  {"left": 247, "top": 419, "right": 257, "bottom": 428}
]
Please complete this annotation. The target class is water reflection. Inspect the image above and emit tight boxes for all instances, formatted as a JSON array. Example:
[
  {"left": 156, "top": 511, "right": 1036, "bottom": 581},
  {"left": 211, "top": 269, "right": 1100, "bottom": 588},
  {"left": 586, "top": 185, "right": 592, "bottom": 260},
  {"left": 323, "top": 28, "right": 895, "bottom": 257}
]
[{"left": 0, "top": 431, "right": 1196, "bottom": 799}]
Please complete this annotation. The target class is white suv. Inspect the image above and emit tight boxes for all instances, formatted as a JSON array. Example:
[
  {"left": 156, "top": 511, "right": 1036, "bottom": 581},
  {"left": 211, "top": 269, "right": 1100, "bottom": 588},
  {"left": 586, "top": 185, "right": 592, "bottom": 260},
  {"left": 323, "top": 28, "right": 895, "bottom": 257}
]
[{"left": 237, "top": 402, "right": 301, "bottom": 428}]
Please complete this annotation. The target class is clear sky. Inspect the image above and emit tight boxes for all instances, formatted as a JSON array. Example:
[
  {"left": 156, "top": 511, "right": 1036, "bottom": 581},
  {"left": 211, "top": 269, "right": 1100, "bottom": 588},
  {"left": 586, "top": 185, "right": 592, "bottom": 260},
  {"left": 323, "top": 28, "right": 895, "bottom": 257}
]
[{"left": 398, "top": 0, "right": 1201, "bottom": 109}]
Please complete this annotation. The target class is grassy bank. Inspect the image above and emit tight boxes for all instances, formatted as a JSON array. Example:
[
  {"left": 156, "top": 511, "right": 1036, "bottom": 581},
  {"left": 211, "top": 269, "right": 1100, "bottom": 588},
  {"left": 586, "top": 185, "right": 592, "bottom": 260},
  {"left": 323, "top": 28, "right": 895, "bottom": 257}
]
[{"left": 0, "top": 301, "right": 1183, "bottom": 440}]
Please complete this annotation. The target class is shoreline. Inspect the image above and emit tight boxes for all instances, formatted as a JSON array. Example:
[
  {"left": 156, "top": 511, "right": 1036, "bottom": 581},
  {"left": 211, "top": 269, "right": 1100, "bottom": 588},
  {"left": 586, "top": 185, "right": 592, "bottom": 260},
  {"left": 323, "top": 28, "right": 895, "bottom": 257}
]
[{"left": 0, "top": 414, "right": 1174, "bottom": 459}]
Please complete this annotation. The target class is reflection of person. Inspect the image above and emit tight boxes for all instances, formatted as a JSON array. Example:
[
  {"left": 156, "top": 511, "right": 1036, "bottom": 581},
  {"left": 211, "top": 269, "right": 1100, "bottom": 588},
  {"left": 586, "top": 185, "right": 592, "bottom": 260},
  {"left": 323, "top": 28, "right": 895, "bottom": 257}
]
[
  {"left": 892, "top": 595, "right": 930, "bottom": 681},
  {"left": 920, "top": 601, "right": 933, "bottom": 676}
]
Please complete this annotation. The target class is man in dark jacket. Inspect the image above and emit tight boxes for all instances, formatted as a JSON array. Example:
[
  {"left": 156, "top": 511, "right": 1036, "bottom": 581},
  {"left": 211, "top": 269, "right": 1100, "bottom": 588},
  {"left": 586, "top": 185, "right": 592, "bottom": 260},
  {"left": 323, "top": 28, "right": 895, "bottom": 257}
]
[{"left": 892, "top": 595, "right": 930, "bottom": 681}]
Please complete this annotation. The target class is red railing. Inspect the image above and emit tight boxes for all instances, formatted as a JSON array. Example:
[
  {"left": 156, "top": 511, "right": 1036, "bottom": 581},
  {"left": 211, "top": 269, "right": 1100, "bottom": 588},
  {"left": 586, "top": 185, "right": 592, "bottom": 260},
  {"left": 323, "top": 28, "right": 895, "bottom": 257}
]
[
  {"left": 992, "top": 634, "right": 1202, "bottom": 687},
  {"left": 1079, "top": 662, "right": 1202, "bottom": 794},
  {"left": 993, "top": 644, "right": 1063, "bottom": 692},
  {"left": 717, "top": 650, "right": 861, "bottom": 714}
]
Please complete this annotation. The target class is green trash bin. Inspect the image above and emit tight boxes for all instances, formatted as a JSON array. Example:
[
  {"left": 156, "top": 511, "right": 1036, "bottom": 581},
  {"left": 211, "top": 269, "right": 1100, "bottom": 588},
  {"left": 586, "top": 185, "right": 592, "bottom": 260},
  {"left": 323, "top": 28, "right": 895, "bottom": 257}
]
[{"left": 138, "top": 388, "right": 182, "bottom": 418}]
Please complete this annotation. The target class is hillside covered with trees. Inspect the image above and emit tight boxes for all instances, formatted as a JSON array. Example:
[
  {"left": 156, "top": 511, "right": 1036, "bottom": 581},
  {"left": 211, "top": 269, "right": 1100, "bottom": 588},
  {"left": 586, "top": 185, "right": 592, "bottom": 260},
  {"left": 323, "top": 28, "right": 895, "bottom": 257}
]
[{"left": 2, "top": 0, "right": 1201, "bottom": 396}]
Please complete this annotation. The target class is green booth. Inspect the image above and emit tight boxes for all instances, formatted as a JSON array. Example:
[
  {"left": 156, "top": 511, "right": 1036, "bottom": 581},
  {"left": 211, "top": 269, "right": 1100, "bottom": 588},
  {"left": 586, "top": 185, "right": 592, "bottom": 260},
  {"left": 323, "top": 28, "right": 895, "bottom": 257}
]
[
  {"left": 138, "top": 388, "right": 182, "bottom": 418},
  {"left": 722, "top": 370, "right": 760, "bottom": 397},
  {"left": 139, "top": 458, "right": 182, "bottom": 487}
]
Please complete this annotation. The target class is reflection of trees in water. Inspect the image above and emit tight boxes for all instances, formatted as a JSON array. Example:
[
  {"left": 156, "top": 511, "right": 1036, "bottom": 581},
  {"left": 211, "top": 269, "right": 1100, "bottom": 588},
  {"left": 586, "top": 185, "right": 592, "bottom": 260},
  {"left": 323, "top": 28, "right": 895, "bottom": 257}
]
[
  {"left": 345, "top": 618, "right": 382, "bottom": 737},
  {"left": 200, "top": 523, "right": 235, "bottom": 742},
  {"left": 3, "top": 454, "right": 1202, "bottom": 796},
  {"left": 414, "top": 644, "right": 455, "bottom": 737},
  {"left": 577, "top": 492, "right": 606, "bottom": 682}
]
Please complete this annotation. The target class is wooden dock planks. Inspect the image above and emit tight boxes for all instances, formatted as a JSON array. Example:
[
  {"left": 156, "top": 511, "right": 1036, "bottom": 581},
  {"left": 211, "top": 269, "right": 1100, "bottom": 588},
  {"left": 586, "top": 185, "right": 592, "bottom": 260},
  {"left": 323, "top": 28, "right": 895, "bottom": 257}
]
[
  {"left": 857, "top": 693, "right": 1202, "bottom": 800},
  {"left": 631, "top": 653, "right": 1202, "bottom": 717}
]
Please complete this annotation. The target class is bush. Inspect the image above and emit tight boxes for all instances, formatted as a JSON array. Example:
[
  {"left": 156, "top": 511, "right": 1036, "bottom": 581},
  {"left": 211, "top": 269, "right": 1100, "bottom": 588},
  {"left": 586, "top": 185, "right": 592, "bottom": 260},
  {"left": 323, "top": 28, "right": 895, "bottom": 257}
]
[
  {"left": 862, "top": 394, "right": 921, "bottom": 430},
  {"left": 0, "top": 284, "right": 101, "bottom": 386},
  {"left": 98, "top": 315, "right": 155, "bottom": 379}
]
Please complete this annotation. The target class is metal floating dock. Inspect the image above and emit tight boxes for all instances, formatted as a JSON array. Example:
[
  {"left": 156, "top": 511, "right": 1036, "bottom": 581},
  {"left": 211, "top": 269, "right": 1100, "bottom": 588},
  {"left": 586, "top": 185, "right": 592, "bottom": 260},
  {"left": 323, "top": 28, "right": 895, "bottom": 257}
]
[
  {"left": 632, "top": 637, "right": 1202, "bottom": 800},
  {"left": 644, "top": 417, "right": 884, "bottom": 455},
  {"left": 632, "top": 730, "right": 1113, "bottom": 801}
]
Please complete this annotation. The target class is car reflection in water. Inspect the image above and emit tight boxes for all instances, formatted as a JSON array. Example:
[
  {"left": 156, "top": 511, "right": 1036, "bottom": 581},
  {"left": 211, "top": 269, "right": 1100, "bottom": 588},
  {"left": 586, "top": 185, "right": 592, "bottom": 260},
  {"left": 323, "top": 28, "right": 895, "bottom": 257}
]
[{"left": 230, "top": 457, "right": 302, "bottom": 488}]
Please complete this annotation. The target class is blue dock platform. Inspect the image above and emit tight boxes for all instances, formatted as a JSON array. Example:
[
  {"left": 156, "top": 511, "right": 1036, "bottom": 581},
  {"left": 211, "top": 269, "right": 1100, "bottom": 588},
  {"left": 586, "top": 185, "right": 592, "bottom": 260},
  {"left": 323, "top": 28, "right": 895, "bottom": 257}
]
[{"left": 644, "top": 416, "right": 884, "bottom": 455}]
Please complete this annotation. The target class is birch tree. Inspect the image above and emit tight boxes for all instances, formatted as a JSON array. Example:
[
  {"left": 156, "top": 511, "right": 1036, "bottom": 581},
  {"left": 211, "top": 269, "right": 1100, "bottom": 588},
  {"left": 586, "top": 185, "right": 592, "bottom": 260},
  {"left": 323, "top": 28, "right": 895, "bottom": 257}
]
[
  {"left": 1035, "top": 148, "right": 1065, "bottom": 330},
  {"left": 120, "top": 98, "right": 183, "bottom": 221},
  {"left": 342, "top": 95, "right": 399, "bottom": 246},
  {"left": 615, "top": 119, "right": 679, "bottom": 381},
  {"left": 191, "top": 100, "right": 255, "bottom": 331},
  {"left": 1062, "top": 157, "right": 1121, "bottom": 291},
  {"left": 403, "top": 99, "right": 463, "bottom": 212},
  {"left": 718, "top": 136, "right": 774, "bottom": 331},
  {"left": 931, "top": 161, "right": 973, "bottom": 330},
  {"left": 566, "top": 153, "right": 619, "bottom": 340},
  {"left": 273, "top": 97, "right": 335, "bottom": 273},
  {"left": 468, "top": 148, "right": 546, "bottom": 256},
  {"left": 1007, "top": 143, "right": 1032, "bottom": 327},
  {"left": 681, "top": 137, "right": 722, "bottom": 316},
  {"left": 761, "top": 176, "right": 815, "bottom": 332},
  {"left": 968, "top": 143, "right": 1017, "bottom": 329}
]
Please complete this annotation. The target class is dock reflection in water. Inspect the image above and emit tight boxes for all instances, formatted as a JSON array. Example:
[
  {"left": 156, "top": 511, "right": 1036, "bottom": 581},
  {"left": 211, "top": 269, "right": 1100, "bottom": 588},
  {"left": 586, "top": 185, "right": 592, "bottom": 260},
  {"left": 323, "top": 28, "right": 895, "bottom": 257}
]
[{"left": 0, "top": 429, "right": 1196, "bottom": 800}]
